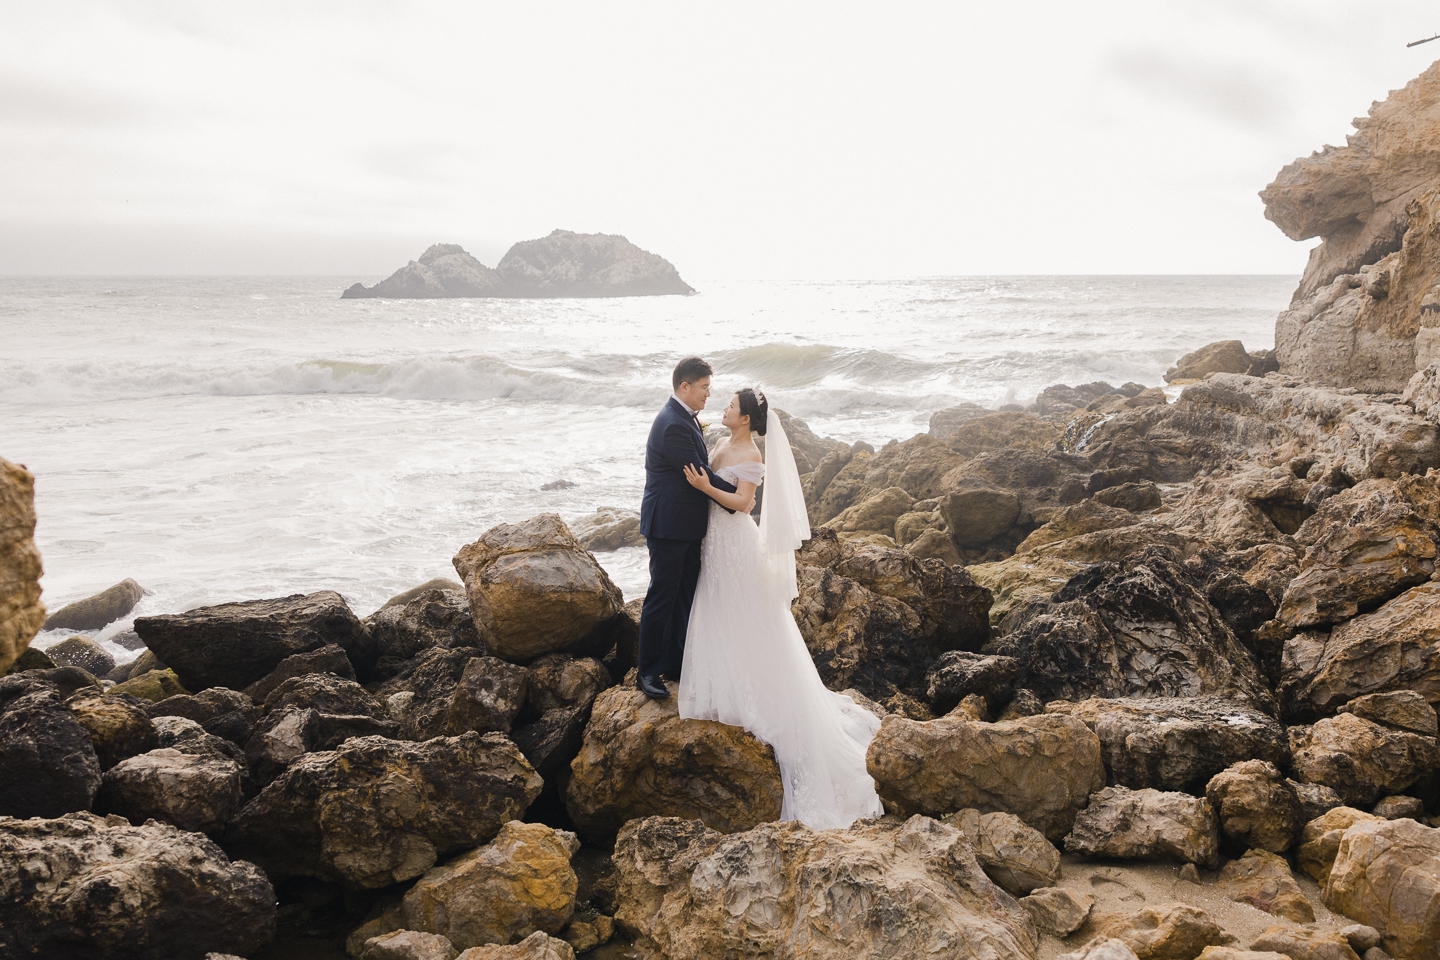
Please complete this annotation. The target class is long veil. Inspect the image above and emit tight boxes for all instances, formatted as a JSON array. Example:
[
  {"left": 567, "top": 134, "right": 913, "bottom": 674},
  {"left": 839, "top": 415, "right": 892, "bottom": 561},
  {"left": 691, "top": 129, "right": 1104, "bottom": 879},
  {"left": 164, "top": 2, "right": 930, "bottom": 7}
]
[{"left": 757, "top": 408, "right": 811, "bottom": 601}]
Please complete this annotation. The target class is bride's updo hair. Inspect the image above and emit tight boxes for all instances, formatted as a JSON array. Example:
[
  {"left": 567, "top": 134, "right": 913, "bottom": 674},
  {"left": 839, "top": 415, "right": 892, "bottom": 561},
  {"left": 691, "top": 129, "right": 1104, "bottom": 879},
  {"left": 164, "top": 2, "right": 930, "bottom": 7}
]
[{"left": 737, "top": 387, "right": 768, "bottom": 436}]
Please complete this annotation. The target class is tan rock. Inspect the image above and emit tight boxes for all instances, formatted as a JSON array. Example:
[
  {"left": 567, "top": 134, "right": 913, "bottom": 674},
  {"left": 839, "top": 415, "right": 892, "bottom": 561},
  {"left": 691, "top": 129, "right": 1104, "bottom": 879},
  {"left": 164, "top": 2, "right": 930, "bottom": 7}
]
[
  {"left": 1371, "top": 795, "right": 1424, "bottom": 821},
  {"left": 904, "top": 526, "right": 963, "bottom": 564},
  {"left": 940, "top": 483, "right": 1021, "bottom": 547},
  {"left": 1084, "top": 902, "right": 1229, "bottom": 960},
  {"left": 969, "top": 553, "right": 1088, "bottom": 625},
  {"left": 110, "top": 668, "right": 190, "bottom": 702},
  {"left": 565, "top": 683, "right": 781, "bottom": 839},
  {"left": 867, "top": 712, "right": 1104, "bottom": 841},
  {"left": 807, "top": 435, "right": 962, "bottom": 526},
  {"left": 1248, "top": 925, "right": 1362, "bottom": 960},
  {"left": 893, "top": 508, "right": 942, "bottom": 545},
  {"left": 1021, "top": 885, "right": 1095, "bottom": 937},
  {"left": 945, "top": 411, "right": 1062, "bottom": 459},
  {"left": 613, "top": 814, "right": 1037, "bottom": 960},
  {"left": 452, "top": 515, "right": 623, "bottom": 663},
  {"left": 1194, "top": 950, "right": 1290, "bottom": 960},
  {"left": 1206, "top": 761, "right": 1304, "bottom": 854},
  {"left": 402, "top": 821, "right": 579, "bottom": 950},
  {"left": 454, "top": 932, "right": 575, "bottom": 960},
  {"left": 1289, "top": 713, "right": 1440, "bottom": 807},
  {"left": 1296, "top": 807, "right": 1385, "bottom": 883},
  {"left": 362, "top": 930, "right": 459, "bottom": 960},
  {"left": 1165, "top": 341, "right": 1258, "bottom": 383},
  {"left": 824, "top": 485, "right": 915, "bottom": 538},
  {"left": 1016, "top": 500, "right": 1138, "bottom": 553},
  {"left": 0, "top": 458, "right": 44, "bottom": 674},
  {"left": 1060, "top": 940, "right": 1142, "bottom": 960},
  {"left": 1325, "top": 817, "right": 1440, "bottom": 960},
  {"left": 96, "top": 746, "right": 245, "bottom": 838},
  {"left": 44, "top": 579, "right": 144, "bottom": 632},
  {"left": 1340, "top": 691, "right": 1439, "bottom": 737},
  {"left": 1064, "top": 786, "right": 1221, "bottom": 869},
  {"left": 65, "top": 688, "right": 159, "bottom": 770},
  {"left": 947, "top": 807, "right": 1061, "bottom": 895},
  {"left": 568, "top": 507, "right": 641, "bottom": 552},
  {"left": 1216, "top": 849, "right": 1314, "bottom": 923}
]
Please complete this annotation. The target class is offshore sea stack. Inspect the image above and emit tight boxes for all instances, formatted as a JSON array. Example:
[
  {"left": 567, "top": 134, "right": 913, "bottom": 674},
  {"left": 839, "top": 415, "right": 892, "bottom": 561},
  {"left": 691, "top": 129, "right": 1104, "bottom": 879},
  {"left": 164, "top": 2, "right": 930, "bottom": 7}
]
[
  {"left": 341, "top": 230, "right": 695, "bottom": 299},
  {"left": 1262, "top": 59, "right": 1440, "bottom": 392}
]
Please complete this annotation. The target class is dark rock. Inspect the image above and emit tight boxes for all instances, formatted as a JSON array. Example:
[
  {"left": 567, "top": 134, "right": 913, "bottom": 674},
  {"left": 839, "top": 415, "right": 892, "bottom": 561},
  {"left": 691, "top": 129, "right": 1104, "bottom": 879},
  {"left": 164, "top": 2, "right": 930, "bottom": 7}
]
[
  {"left": 1030, "top": 381, "right": 1131, "bottom": 418},
  {"left": 96, "top": 746, "right": 245, "bottom": 837},
  {"left": 376, "top": 646, "right": 484, "bottom": 740},
  {"left": 149, "top": 687, "right": 260, "bottom": 745},
  {"left": 495, "top": 229, "right": 695, "bottom": 297},
  {"left": 1291, "top": 780, "right": 1346, "bottom": 823},
  {"left": 135, "top": 590, "right": 374, "bottom": 691},
  {"left": 1092, "top": 481, "right": 1163, "bottom": 512},
  {"left": 43, "top": 578, "right": 145, "bottom": 631},
  {"left": 107, "top": 628, "right": 145, "bottom": 651},
  {"left": 940, "top": 483, "right": 1021, "bottom": 547},
  {"left": 513, "top": 704, "right": 591, "bottom": 782},
  {"left": 225, "top": 732, "right": 543, "bottom": 889},
  {"left": 66, "top": 688, "right": 159, "bottom": 770},
  {"left": 378, "top": 578, "right": 465, "bottom": 611},
  {"left": 522, "top": 654, "right": 612, "bottom": 717},
  {"left": 5, "top": 645, "right": 54, "bottom": 673},
  {"left": 0, "top": 675, "right": 101, "bottom": 817},
  {"left": 928, "top": 402, "right": 991, "bottom": 440},
  {"left": 27, "top": 664, "right": 103, "bottom": 698},
  {"left": 446, "top": 656, "right": 529, "bottom": 735},
  {"left": 343, "top": 244, "right": 512, "bottom": 299},
  {"left": 107, "top": 648, "right": 162, "bottom": 683},
  {"left": 925, "top": 651, "right": 1020, "bottom": 715},
  {"left": 364, "top": 589, "right": 482, "bottom": 682},
  {"left": 44, "top": 635, "right": 116, "bottom": 676},
  {"left": 242, "top": 643, "right": 356, "bottom": 703},
  {"left": 0, "top": 811, "right": 275, "bottom": 960},
  {"left": 109, "top": 668, "right": 187, "bottom": 702},
  {"left": 1164, "top": 340, "right": 1256, "bottom": 383},
  {"left": 262, "top": 672, "right": 385, "bottom": 720},
  {"left": 602, "top": 598, "right": 641, "bottom": 682}
]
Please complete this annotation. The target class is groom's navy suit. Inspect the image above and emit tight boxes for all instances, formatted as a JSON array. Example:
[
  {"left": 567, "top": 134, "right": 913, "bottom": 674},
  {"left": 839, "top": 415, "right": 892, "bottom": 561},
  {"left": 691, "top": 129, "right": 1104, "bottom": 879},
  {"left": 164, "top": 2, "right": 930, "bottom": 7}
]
[{"left": 638, "top": 397, "right": 739, "bottom": 682}]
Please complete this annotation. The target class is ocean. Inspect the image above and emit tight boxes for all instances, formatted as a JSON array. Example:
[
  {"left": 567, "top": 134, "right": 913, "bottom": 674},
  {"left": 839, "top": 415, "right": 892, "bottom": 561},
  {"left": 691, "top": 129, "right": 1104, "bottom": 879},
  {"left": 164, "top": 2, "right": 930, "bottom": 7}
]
[{"left": 0, "top": 274, "right": 1293, "bottom": 665}]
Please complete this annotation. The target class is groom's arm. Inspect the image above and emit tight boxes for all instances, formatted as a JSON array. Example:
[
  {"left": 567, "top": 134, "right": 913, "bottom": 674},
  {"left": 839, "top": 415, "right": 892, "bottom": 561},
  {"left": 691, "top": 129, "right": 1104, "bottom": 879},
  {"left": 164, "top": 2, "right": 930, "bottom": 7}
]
[{"left": 660, "top": 423, "right": 739, "bottom": 512}]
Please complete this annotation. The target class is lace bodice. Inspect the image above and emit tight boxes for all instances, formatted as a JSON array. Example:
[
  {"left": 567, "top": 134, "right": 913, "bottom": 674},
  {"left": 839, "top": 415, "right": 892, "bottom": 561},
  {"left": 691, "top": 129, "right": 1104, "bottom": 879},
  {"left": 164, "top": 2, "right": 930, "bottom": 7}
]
[{"left": 715, "top": 461, "right": 764, "bottom": 485}]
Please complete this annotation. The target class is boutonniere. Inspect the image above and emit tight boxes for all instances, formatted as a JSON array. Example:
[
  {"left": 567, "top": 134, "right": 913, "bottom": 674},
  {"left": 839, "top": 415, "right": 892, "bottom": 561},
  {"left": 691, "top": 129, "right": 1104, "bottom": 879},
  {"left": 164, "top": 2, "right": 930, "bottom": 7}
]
[{"left": 698, "top": 420, "right": 708, "bottom": 433}]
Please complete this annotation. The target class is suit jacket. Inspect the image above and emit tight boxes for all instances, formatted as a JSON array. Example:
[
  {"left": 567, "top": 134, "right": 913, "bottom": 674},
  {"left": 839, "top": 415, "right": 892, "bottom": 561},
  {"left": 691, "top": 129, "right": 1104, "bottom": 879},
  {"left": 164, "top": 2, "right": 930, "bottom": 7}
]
[{"left": 640, "top": 397, "right": 739, "bottom": 541}]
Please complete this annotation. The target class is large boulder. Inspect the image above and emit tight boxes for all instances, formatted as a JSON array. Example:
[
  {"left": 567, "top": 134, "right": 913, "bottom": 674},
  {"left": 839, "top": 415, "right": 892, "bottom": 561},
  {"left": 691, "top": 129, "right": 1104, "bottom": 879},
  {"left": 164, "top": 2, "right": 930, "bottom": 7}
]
[
  {"left": 365, "top": 588, "right": 484, "bottom": 681},
  {"left": 612, "top": 814, "right": 1037, "bottom": 960},
  {"left": 565, "top": 682, "right": 782, "bottom": 839},
  {"left": 1081, "top": 903, "right": 1229, "bottom": 960},
  {"left": 402, "top": 820, "right": 580, "bottom": 950},
  {"left": 149, "top": 687, "right": 260, "bottom": 746},
  {"left": 43, "top": 578, "right": 145, "bottom": 632},
  {"left": 494, "top": 230, "right": 695, "bottom": 297},
  {"left": 453, "top": 515, "right": 623, "bottom": 663},
  {"left": 95, "top": 746, "right": 245, "bottom": 838},
  {"left": 0, "top": 675, "right": 101, "bottom": 817},
  {"left": 569, "top": 507, "right": 643, "bottom": 552},
  {"left": 135, "top": 591, "right": 374, "bottom": 691},
  {"left": 0, "top": 811, "right": 275, "bottom": 960},
  {"left": 1205, "top": 761, "right": 1304, "bottom": 854},
  {"left": 1297, "top": 806, "right": 1386, "bottom": 883},
  {"left": 1064, "top": 786, "right": 1221, "bottom": 868},
  {"left": 65, "top": 688, "right": 159, "bottom": 770},
  {"left": 1341, "top": 690, "right": 1439, "bottom": 736},
  {"left": 377, "top": 647, "right": 528, "bottom": 741},
  {"left": 866, "top": 711, "right": 1104, "bottom": 841},
  {"left": 946, "top": 807, "right": 1061, "bottom": 895},
  {"left": 925, "top": 651, "right": 1020, "bottom": 715},
  {"left": 1325, "top": 817, "right": 1440, "bottom": 960},
  {"left": 343, "top": 244, "right": 513, "bottom": 299},
  {"left": 1289, "top": 713, "right": 1440, "bottom": 807},
  {"left": 44, "top": 635, "right": 116, "bottom": 676},
  {"left": 0, "top": 457, "right": 44, "bottom": 674},
  {"left": 1046, "top": 698, "right": 1290, "bottom": 794},
  {"left": 242, "top": 642, "right": 356, "bottom": 702},
  {"left": 1215, "top": 849, "right": 1314, "bottom": 923},
  {"left": 226, "top": 733, "right": 543, "bottom": 889},
  {"left": 993, "top": 551, "right": 1275, "bottom": 709},
  {"left": 1165, "top": 340, "right": 1264, "bottom": 383}
]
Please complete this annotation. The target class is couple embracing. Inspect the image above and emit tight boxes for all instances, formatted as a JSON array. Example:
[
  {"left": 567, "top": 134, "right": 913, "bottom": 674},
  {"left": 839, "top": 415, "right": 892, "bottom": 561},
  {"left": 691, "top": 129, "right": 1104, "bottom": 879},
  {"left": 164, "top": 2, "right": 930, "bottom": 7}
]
[{"left": 637, "top": 356, "right": 884, "bottom": 830}]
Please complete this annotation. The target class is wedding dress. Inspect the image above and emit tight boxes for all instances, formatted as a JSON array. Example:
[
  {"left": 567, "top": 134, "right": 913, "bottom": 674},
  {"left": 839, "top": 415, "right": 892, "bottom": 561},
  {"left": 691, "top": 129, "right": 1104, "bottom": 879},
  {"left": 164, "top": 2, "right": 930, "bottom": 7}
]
[{"left": 678, "top": 417, "right": 885, "bottom": 830}]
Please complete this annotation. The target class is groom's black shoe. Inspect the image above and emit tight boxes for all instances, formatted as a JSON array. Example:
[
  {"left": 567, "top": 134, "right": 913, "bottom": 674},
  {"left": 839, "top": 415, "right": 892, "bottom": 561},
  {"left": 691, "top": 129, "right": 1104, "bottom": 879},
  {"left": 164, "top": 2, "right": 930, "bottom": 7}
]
[{"left": 636, "top": 673, "right": 670, "bottom": 700}]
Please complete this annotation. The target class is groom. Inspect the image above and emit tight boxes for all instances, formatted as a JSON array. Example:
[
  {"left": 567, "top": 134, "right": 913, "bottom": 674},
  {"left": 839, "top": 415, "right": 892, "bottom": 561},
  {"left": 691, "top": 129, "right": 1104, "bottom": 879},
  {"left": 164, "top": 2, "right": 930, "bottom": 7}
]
[{"left": 636, "top": 356, "right": 744, "bottom": 699}]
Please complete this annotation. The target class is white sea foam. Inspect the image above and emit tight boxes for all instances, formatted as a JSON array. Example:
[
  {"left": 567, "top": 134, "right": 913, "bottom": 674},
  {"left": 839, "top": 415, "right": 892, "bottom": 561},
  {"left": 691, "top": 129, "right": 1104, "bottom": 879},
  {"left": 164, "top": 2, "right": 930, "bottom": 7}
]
[{"left": 1, "top": 275, "right": 1291, "bottom": 623}]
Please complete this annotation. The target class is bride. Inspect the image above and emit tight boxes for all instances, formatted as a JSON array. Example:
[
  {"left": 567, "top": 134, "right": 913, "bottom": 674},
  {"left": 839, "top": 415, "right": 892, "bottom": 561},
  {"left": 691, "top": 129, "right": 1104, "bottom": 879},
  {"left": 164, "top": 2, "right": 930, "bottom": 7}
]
[{"left": 678, "top": 387, "right": 885, "bottom": 830}]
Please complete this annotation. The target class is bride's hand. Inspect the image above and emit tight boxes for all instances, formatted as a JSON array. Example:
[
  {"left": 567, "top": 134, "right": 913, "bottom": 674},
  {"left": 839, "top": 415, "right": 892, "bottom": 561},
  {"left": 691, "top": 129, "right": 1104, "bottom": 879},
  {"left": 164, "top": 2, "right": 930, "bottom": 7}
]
[{"left": 683, "top": 463, "right": 712, "bottom": 490}]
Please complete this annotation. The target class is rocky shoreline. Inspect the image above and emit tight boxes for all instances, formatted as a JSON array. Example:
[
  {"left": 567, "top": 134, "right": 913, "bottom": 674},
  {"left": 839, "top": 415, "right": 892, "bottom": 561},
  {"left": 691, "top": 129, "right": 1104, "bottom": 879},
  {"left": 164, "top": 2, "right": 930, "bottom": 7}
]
[{"left": 4, "top": 60, "right": 1440, "bottom": 960}]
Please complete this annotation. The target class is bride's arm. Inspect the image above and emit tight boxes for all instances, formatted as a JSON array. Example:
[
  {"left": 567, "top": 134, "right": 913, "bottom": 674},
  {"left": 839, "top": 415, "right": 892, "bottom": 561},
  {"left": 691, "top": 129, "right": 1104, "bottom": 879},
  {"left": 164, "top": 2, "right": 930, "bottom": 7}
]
[{"left": 683, "top": 464, "right": 756, "bottom": 512}]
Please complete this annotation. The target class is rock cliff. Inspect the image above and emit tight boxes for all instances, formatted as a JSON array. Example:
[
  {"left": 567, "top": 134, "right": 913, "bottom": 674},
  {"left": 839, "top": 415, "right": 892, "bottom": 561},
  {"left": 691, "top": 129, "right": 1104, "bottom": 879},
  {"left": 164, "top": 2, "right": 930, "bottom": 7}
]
[
  {"left": 0, "top": 458, "right": 43, "bottom": 674},
  {"left": 341, "top": 231, "right": 693, "bottom": 299},
  {"left": 1262, "top": 59, "right": 1440, "bottom": 391}
]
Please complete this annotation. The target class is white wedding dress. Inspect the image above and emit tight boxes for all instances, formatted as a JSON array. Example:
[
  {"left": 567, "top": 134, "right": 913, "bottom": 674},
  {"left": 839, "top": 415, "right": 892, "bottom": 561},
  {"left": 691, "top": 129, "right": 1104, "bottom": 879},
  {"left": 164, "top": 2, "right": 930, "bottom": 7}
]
[{"left": 678, "top": 435, "right": 885, "bottom": 830}]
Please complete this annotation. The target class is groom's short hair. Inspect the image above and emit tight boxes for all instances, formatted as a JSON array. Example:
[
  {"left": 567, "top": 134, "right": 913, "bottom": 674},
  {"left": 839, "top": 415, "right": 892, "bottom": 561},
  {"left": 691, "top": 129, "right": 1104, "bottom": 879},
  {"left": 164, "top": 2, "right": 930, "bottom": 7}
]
[{"left": 672, "top": 356, "right": 713, "bottom": 390}]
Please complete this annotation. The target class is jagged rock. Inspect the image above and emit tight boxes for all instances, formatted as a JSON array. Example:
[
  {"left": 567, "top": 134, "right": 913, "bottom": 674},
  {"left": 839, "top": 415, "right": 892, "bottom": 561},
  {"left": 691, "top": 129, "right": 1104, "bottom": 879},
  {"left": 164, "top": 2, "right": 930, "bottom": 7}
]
[
  {"left": 806, "top": 435, "right": 962, "bottom": 526},
  {"left": 1165, "top": 340, "right": 1261, "bottom": 383},
  {"left": 1289, "top": 713, "right": 1440, "bottom": 807},
  {"left": 65, "top": 688, "right": 159, "bottom": 770},
  {"left": 446, "top": 656, "right": 530, "bottom": 735},
  {"left": 1248, "top": 926, "right": 1361, "bottom": 960},
  {"left": 946, "top": 807, "right": 1060, "bottom": 894},
  {"left": 105, "top": 648, "right": 160, "bottom": 683},
  {"left": 968, "top": 553, "right": 1089, "bottom": 625},
  {"left": 376, "top": 646, "right": 514, "bottom": 741},
  {"left": 1032, "top": 381, "right": 1143, "bottom": 419},
  {"left": 149, "top": 686, "right": 259, "bottom": 745},
  {"left": 243, "top": 642, "right": 357, "bottom": 702},
  {"left": 511, "top": 656, "right": 609, "bottom": 781},
  {"left": 247, "top": 674, "right": 399, "bottom": 768},
  {"left": 1064, "top": 786, "right": 1221, "bottom": 868},
  {"left": 366, "top": 590, "right": 483, "bottom": 681},
  {"left": 1327, "top": 817, "right": 1440, "bottom": 960},
  {"left": 1372, "top": 795, "right": 1424, "bottom": 820},
  {"left": 344, "top": 244, "right": 512, "bottom": 299},
  {"left": 135, "top": 591, "right": 374, "bottom": 691},
  {"left": 512, "top": 705, "right": 590, "bottom": 783},
  {"left": 0, "top": 458, "right": 44, "bottom": 674},
  {"left": 454, "top": 932, "right": 576, "bottom": 960},
  {"left": 226, "top": 732, "right": 542, "bottom": 889},
  {"left": 1059, "top": 941, "right": 1142, "bottom": 960},
  {"left": 866, "top": 711, "right": 1104, "bottom": 841},
  {"left": 1293, "top": 781, "right": 1347, "bottom": 823},
  {"left": 494, "top": 230, "right": 694, "bottom": 297},
  {"left": 1297, "top": 806, "right": 1386, "bottom": 883},
  {"left": 1015, "top": 499, "right": 1138, "bottom": 554},
  {"left": 928, "top": 403, "right": 991, "bottom": 440},
  {"left": 565, "top": 682, "right": 781, "bottom": 839},
  {"left": 993, "top": 551, "right": 1274, "bottom": 709},
  {"left": 44, "top": 579, "right": 144, "bottom": 632},
  {"left": 95, "top": 746, "right": 244, "bottom": 837},
  {"left": 522, "top": 654, "right": 610, "bottom": 716},
  {"left": 1094, "top": 481, "right": 1164, "bottom": 512},
  {"left": 0, "top": 675, "right": 101, "bottom": 817},
  {"left": 569, "top": 507, "right": 643, "bottom": 551},
  {"left": 612, "top": 814, "right": 1036, "bottom": 960},
  {"left": 264, "top": 671, "right": 386, "bottom": 719},
  {"left": 1206, "top": 761, "right": 1304, "bottom": 853},
  {"left": 824, "top": 486, "right": 916, "bottom": 538},
  {"left": 1217, "top": 848, "right": 1314, "bottom": 923},
  {"left": 1280, "top": 583, "right": 1440, "bottom": 721},
  {"left": 1340, "top": 926, "right": 1383, "bottom": 956},
  {"left": 945, "top": 411, "right": 1063, "bottom": 460},
  {"left": 1083, "top": 903, "right": 1229, "bottom": 960},
  {"left": 362, "top": 930, "right": 459, "bottom": 960},
  {"left": 1047, "top": 698, "right": 1290, "bottom": 794},
  {"left": 453, "top": 515, "right": 623, "bottom": 663},
  {"left": 1340, "top": 691, "right": 1439, "bottom": 736},
  {"left": 0, "top": 811, "right": 275, "bottom": 959},
  {"left": 925, "top": 651, "right": 1019, "bottom": 715},
  {"left": 940, "top": 483, "right": 1022, "bottom": 547},
  {"left": 44, "top": 635, "right": 116, "bottom": 676},
  {"left": 1021, "top": 886, "right": 1095, "bottom": 937},
  {"left": 402, "top": 821, "right": 579, "bottom": 950}
]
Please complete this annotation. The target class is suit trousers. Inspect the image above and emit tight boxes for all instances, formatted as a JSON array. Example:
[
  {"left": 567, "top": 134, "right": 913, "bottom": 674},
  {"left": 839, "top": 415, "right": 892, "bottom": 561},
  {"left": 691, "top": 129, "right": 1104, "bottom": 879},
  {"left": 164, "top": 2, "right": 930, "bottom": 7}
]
[{"left": 637, "top": 536, "right": 703, "bottom": 680}]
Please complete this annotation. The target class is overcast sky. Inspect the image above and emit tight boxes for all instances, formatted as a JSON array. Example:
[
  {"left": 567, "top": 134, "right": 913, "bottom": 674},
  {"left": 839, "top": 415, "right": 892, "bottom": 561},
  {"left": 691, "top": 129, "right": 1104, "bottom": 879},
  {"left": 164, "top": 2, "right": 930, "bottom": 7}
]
[{"left": 2, "top": 1, "right": 1436, "bottom": 278}]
